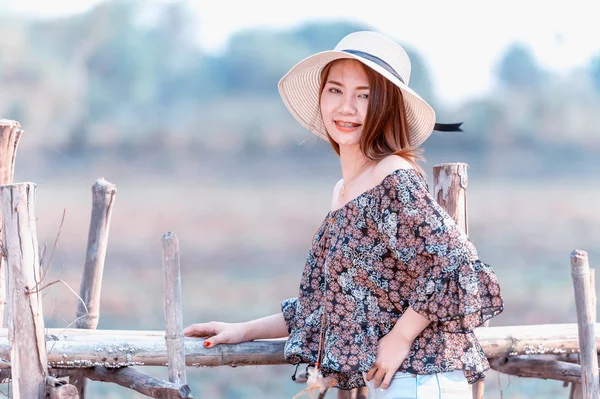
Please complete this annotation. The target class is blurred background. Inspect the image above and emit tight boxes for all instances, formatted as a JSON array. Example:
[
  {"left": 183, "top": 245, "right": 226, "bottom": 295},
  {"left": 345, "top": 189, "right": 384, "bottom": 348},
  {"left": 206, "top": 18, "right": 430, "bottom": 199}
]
[{"left": 1, "top": 0, "right": 599, "bottom": 397}]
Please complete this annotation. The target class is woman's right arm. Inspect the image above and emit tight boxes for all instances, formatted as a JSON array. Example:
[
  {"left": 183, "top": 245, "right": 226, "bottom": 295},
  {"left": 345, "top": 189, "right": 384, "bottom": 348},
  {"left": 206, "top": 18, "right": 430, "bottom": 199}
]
[{"left": 183, "top": 312, "right": 289, "bottom": 348}]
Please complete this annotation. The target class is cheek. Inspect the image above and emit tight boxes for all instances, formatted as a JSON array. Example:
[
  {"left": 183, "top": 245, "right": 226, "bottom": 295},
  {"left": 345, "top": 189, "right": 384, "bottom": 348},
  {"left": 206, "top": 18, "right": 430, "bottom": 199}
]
[
  {"left": 319, "top": 95, "right": 331, "bottom": 113},
  {"left": 359, "top": 102, "right": 369, "bottom": 119},
  {"left": 319, "top": 96, "right": 332, "bottom": 119}
]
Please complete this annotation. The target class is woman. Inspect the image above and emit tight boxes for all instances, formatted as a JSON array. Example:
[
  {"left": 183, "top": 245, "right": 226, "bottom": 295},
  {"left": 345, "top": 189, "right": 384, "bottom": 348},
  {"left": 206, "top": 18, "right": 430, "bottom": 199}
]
[{"left": 184, "top": 31, "right": 504, "bottom": 398}]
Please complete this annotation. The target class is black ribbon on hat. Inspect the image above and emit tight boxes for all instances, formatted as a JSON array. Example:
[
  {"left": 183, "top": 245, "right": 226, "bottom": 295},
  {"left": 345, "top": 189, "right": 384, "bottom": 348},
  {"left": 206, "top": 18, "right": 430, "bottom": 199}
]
[
  {"left": 341, "top": 49, "right": 463, "bottom": 134},
  {"left": 342, "top": 49, "right": 406, "bottom": 84},
  {"left": 434, "top": 122, "right": 463, "bottom": 132}
]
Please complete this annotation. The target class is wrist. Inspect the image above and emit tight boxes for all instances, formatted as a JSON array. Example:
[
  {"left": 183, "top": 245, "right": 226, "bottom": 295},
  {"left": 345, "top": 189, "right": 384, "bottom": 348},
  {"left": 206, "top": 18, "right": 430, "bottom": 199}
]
[
  {"left": 388, "top": 324, "right": 415, "bottom": 346},
  {"left": 239, "top": 321, "right": 253, "bottom": 341}
]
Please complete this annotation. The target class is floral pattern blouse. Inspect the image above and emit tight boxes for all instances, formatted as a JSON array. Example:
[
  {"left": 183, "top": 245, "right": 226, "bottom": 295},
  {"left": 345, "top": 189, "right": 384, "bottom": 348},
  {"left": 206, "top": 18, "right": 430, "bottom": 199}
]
[{"left": 281, "top": 168, "right": 504, "bottom": 390}]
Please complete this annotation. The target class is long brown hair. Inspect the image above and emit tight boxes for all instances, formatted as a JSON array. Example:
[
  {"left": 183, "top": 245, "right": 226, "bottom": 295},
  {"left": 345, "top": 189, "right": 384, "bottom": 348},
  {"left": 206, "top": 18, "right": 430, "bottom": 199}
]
[{"left": 318, "top": 59, "right": 425, "bottom": 173}]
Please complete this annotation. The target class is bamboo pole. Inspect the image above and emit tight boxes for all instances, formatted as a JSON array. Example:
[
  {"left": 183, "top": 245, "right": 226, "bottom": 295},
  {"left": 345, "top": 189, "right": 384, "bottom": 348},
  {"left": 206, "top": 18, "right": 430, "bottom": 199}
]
[
  {"left": 570, "top": 250, "right": 599, "bottom": 398},
  {"left": 73, "top": 178, "right": 116, "bottom": 397},
  {"left": 0, "top": 323, "right": 593, "bottom": 370},
  {"left": 0, "top": 120, "right": 23, "bottom": 328},
  {"left": 0, "top": 182, "right": 48, "bottom": 397},
  {"left": 161, "top": 232, "right": 188, "bottom": 387}
]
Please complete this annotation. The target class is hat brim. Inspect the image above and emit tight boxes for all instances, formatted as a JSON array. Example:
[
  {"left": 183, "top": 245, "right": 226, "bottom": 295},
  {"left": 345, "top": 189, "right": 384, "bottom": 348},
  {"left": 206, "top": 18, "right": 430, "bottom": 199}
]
[{"left": 278, "top": 50, "right": 436, "bottom": 148}]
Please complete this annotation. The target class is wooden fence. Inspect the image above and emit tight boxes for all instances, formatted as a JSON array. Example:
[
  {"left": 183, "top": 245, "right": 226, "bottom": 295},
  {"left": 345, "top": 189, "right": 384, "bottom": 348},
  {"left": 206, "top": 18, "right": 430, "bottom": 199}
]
[{"left": 0, "top": 119, "right": 597, "bottom": 399}]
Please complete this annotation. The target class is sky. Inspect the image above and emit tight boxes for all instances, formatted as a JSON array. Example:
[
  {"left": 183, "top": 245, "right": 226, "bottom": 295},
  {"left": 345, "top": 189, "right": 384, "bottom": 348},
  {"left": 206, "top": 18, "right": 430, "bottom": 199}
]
[{"left": 6, "top": 0, "right": 600, "bottom": 106}]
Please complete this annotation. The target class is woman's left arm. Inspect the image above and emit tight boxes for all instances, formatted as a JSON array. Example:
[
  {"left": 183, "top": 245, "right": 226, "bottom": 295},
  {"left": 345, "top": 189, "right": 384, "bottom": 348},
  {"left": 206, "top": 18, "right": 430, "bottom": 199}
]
[
  {"left": 366, "top": 307, "right": 430, "bottom": 389},
  {"left": 367, "top": 169, "right": 505, "bottom": 390}
]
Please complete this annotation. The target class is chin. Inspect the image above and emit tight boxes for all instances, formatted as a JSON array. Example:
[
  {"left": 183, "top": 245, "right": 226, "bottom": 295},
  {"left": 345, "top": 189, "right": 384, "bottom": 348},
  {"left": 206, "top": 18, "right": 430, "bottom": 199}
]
[
  {"left": 335, "top": 139, "right": 361, "bottom": 147},
  {"left": 327, "top": 131, "right": 362, "bottom": 147}
]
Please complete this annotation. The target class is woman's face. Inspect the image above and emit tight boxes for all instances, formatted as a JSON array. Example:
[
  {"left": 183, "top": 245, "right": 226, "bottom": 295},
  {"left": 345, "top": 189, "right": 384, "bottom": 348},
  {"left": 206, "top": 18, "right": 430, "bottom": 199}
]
[{"left": 320, "top": 59, "right": 369, "bottom": 148}]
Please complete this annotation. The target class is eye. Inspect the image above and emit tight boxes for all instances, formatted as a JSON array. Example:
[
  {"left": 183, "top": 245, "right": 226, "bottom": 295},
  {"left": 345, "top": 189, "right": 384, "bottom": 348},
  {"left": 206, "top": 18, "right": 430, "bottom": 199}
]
[
  {"left": 328, "top": 87, "right": 341, "bottom": 94},
  {"left": 358, "top": 93, "right": 369, "bottom": 99}
]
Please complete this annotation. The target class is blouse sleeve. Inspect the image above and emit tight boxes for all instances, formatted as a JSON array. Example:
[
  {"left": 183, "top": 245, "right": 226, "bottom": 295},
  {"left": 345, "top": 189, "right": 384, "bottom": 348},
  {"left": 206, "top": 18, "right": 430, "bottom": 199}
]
[
  {"left": 281, "top": 297, "right": 299, "bottom": 334},
  {"left": 378, "top": 170, "right": 504, "bottom": 333}
]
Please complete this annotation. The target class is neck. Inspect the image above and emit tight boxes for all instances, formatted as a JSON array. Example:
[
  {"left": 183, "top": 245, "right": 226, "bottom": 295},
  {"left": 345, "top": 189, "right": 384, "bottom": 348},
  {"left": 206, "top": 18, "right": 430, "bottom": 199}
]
[{"left": 339, "top": 144, "right": 370, "bottom": 182}]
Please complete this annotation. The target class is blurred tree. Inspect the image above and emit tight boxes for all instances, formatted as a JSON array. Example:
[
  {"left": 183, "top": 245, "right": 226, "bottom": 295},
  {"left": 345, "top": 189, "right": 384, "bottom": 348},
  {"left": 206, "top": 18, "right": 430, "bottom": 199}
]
[
  {"left": 589, "top": 54, "right": 600, "bottom": 93},
  {"left": 496, "top": 43, "right": 545, "bottom": 89},
  {"left": 211, "top": 21, "right": 436, "bottom": 103}
]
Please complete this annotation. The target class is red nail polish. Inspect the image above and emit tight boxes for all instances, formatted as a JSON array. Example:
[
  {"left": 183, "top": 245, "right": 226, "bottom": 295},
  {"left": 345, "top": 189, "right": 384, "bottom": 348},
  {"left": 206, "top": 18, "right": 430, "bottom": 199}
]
[{"left": 204, "top": 341, "right": 210, "bottom": 348}]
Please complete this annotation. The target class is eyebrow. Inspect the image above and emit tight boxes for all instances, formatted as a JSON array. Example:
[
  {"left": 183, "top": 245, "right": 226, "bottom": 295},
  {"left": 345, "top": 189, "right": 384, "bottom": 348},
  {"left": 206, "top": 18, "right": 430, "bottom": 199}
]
[{"left": 326, "top": 80, "right": 369, "bottom": 91}]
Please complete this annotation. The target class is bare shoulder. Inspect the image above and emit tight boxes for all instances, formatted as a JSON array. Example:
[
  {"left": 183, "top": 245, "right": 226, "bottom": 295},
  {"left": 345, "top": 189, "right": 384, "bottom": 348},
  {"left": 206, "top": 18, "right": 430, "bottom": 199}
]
[
  {"left": 373, "top": 155, "right": 414, "bottom": 180},
  {"left": 330, "top": 178, "right": 344, "bottom": 207}
]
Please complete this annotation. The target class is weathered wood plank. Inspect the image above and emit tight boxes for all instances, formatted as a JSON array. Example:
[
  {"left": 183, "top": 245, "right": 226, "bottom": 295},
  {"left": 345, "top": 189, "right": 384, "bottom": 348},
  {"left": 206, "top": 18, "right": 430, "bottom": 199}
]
[{"left": 0, "top": 182, "right": 47, "bottom": 397}]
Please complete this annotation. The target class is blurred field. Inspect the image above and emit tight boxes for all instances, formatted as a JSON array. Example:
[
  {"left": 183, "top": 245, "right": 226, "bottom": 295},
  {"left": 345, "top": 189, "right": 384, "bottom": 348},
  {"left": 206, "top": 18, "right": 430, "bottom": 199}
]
[{"left": 0, "top": 147, "right": 594, "bottom": 398}]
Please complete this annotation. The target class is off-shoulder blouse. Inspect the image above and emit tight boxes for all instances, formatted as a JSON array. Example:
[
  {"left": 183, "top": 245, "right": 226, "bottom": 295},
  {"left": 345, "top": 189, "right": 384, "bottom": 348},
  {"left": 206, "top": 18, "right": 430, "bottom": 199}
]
[{"left": 281, "top": 168, "right": 504, "bottom": 390}]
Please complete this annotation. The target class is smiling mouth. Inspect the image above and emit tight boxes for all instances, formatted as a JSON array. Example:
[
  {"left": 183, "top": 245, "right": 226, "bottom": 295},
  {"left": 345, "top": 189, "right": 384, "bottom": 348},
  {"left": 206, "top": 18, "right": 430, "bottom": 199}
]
[{"left": 335, "top": 121, "right": 361, "bottom": 128}]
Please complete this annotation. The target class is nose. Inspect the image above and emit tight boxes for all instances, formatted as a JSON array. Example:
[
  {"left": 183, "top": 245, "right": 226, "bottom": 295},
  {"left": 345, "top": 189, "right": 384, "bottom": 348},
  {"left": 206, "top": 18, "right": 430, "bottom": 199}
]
[{"left": 338, "top": 94, "right": 357, "bottom": 115}]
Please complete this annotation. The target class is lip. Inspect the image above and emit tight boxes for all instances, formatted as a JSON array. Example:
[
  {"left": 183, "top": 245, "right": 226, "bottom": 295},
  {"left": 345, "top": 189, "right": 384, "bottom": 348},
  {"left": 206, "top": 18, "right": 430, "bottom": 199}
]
[{"left": 334, "top": 120, "right": 361, "bottom": 133}]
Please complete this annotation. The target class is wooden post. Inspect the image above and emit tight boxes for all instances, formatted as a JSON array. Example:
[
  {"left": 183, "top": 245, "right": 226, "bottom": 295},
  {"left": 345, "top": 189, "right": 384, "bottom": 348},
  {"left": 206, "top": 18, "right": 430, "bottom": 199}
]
[
  {"left": 570, "top": 250, "right": 599, "bottom": 399},
  {"left": 432, "top": 163, "right": 469, "bottom": 236},
  {"left": 76, "top": 178, "right": 116, "bottom": 329},
  {"left": 0, "top": 182, "right": 48, "bottom": 397},
  {"left": 570, "top": 268, "right": 595, "bottom": 399},
  {"left": 161, "top": 232, "right": 188, "bottom": 389},
  {"left": 73, "top": 178, "right": 116, "bottom": 397},
  {"left": 433, "top": 163, "right": 487, "bottom": 399},
  {"left": 0, "top": 120, "right": 23, "bottom": 328}
]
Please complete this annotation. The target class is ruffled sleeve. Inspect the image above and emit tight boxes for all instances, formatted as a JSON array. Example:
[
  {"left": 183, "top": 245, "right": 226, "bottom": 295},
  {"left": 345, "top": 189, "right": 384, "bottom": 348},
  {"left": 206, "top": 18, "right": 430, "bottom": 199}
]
[
  {"left": 377, "top": 169, "right": 504, "bottom": 332},
  {"left": 281, "top": 297, "right": 299, "bottom": 334}
]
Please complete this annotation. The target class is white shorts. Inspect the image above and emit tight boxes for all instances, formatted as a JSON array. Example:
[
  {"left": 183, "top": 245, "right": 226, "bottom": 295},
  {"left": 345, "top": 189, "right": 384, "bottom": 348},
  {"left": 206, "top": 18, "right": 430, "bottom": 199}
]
[{"left": 362, "top": 370, "right": 471, "bottom": 399}]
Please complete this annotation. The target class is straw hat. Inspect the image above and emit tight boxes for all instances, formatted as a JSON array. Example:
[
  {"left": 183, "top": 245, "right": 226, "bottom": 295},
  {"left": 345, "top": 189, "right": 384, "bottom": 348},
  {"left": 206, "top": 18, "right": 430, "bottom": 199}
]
[{"left": 278, "top": 31, "right": 460, "bottom": 148}]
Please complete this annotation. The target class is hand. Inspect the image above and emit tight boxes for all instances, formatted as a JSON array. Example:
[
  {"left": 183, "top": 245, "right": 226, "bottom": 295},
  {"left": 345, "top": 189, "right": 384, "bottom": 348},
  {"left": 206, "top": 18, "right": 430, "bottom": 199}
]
[
  {"left": 183, "top": 321, "right": 247, "bottom": 348},
  {"left": 365, "top": 331, "right": 412, "bottom": 390}
]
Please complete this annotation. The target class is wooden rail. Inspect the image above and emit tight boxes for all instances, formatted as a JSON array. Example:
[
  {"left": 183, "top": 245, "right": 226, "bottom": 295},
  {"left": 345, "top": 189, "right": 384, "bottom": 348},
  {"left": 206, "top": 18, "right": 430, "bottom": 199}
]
[{"left": 0, "top": 323, "right": 595, "bottom": 369}]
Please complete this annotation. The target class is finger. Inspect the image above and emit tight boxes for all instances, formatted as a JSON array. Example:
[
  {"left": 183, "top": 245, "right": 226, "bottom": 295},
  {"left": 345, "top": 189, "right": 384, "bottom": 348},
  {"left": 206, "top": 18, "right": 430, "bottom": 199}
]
[
  {"left": 365, "top": 365, "right": 377, "bottom": 382},
  {"left": 372, "top": 368, "right": 387, "bottom": 389},
  {"left": 205, "top": 333, "right": 226, "bottom": 348},
  {"left": 183, "top": 323, "right": 217, "bottom": 337},
  {"left": 381, "top": 370, "right": 394, "bottom": 390}
]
